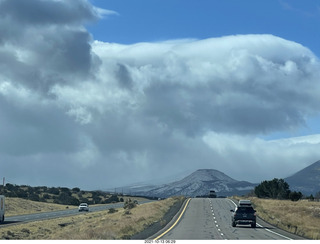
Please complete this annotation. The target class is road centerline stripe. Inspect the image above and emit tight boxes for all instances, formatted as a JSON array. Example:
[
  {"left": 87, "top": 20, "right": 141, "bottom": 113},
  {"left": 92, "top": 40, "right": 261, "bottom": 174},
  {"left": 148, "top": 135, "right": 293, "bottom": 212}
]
[{"left": 154, "top": 198, "right": 191, "bottom": 240}]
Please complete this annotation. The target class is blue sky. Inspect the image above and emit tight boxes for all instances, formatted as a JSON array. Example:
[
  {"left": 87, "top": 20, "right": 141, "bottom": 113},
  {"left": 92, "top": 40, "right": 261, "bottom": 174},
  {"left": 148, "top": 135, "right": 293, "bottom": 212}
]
[
  {"left": 88, "top": 0, "right": 320, "bottom": 57},
  {"left": 1, "top": 0, "right": 320, "bottom": 190}
]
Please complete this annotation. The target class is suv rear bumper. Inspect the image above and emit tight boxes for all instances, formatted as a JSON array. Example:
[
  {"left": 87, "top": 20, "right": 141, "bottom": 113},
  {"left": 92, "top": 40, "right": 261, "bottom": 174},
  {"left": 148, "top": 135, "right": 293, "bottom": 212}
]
[
  {"left": 232, "top": 218, "right": 256, "bottom": 227},
  {"left": 235, "top": 219, "right": 255, "bottom": 224}
]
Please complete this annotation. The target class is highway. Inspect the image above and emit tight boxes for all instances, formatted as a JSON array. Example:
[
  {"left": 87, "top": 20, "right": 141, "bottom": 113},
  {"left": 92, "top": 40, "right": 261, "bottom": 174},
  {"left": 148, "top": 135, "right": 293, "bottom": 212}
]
[
  {"left": 2, "top": 200, "right": 152, "bottom": 226},
  {"left": 158, "top": 198, "right": 306, "bottom": 240}
]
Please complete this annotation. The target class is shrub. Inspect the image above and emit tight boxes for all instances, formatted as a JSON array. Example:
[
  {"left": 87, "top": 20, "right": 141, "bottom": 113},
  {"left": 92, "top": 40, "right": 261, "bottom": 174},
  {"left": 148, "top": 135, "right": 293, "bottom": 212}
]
[
  {"left": 48, "top": 187, "right": 60, "bottom": 195},
  {"left": 104, "top": 195, "right": 120, "bottom": 204},
  {"left": 108, "top": 208, "right": 118, "bottom": 214},
  {"left": 72, "top": 187, "right": 80, "bottom": 193},
  {"left": 289, "top": 191, "right": 303, "bottom": 201},
  {"left": 57, "top": 192, "right": 80, "bottom": 205},
  {"left": 254, "top": 178, "right": 290, "bottom": 199},
  {"left": 43, "top": 193, "right": 51, "bottom": 199},
  {"left": 124, "top": 198, "right": 137, "bottom": 210},
  {"left": 29, "top": 194, "right": 40, "bottom": 202}
]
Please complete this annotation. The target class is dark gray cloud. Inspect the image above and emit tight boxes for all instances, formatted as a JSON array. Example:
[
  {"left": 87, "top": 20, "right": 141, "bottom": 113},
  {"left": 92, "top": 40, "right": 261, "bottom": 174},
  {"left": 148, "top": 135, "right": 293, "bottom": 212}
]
[
  {"left": 0, "top": 0, "right": 99, "bottom": 26},
  {"left": 0, "top": 0, "right": 101, "bottom": 94}
]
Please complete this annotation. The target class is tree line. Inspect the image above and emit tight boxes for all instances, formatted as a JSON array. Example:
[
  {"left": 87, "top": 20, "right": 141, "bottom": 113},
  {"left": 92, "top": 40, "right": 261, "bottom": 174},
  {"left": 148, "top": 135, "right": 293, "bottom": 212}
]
[
  {"left": 254, "top": 178, "right": 319, "bottom": 201},
  {"left": 0, "top": 184, "right": 123, "bottom": 206}
]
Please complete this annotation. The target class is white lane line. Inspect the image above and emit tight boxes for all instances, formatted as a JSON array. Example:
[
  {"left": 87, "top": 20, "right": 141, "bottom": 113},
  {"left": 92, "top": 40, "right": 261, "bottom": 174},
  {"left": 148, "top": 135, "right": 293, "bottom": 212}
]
[{"left": 256, "top": 223, "right": 292, "bottom": 240}]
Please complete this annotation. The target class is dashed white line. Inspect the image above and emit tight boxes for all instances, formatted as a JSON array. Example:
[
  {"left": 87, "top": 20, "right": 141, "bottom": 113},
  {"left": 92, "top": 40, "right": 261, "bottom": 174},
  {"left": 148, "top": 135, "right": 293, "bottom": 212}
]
[{"left": 210, "top": 200, "right": 226, "bottom": 239}]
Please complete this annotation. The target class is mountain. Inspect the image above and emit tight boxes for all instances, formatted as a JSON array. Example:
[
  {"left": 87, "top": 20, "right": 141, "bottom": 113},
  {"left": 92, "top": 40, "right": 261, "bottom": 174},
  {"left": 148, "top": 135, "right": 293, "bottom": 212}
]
[
  {"left": 129, "top": 169, "right": 256, "bottom": 198},
  {"left": 285, "top": 160, "right": 320, "bottom": 195}
]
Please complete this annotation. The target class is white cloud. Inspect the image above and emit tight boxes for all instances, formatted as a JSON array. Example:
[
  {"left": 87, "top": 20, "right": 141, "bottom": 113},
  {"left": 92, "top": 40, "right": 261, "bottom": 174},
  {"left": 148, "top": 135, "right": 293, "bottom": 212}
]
[
  {"left": 93, "top": 7, "right": 119, "bottom": 19},
  {"left": 89, "top": 34, "right": 320, "bottom": 136},
  {"left": 202, "top": 132, "right": 320, "bottom": 182}
]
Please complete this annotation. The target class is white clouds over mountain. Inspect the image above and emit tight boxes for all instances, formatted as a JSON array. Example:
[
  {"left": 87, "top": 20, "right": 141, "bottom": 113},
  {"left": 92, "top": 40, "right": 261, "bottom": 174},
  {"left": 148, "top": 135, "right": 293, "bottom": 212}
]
[
  {"left": 89, "top": 35, "right": 320, "bottom": 135},
  {"left": 0, "top": 0, "right": 320, "bottom": 188}
]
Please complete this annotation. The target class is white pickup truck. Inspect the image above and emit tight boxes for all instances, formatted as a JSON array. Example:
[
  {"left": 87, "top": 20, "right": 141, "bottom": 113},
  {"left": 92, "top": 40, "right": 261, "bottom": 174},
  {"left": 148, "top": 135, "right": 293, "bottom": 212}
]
[{"left": 0, "top": 195, "right": 4, "bottom": 223}]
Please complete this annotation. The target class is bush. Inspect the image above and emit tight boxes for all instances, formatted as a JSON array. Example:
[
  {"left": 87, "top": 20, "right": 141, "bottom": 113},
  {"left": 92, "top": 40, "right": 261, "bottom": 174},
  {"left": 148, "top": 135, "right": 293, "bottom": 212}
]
[
  {"left": 72, "top": 187, "right": 80, "bottom": 193},
  {"left": 80, "top": 197, "right": 89, "bottom": 203},
  {"left": 124, "top": 198, "right": 137, "bottom": 210},
  {"left": 108, "top": 208, "right": 118, "bottom": 214},
  {"left": 43, "top": 193, "right": 51, "bottom": 199},
  {"left": 289, "top": 191, "right": 303, "bottom": 201},
  {"left": 254, "top": 178, "right": 290, "bottom": 199},
  {"left": 48, "top": 187, "right": 60, "bottom": 195},
  {"left": 57, "top": 192, "right": 80, "bottom": 205},
  {"left": 16, "top": 190, "right": 28, "bottom": 199},
  {"left": 29, "top": 194, "right": 40, "bottom": 202},
  {"left": 104, "top": 195, "right": 120, "bottom": 204},
  {"left": 92, "top": 196, "right": 102, "bottom": 204}
]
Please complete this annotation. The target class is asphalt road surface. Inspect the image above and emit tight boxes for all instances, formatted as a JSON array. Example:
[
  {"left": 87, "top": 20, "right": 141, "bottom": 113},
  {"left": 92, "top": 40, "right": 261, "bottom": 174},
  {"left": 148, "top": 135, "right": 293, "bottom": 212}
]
[
  {"left": 159, "top": 198, "right": 306, "bottom": 240},
  {"left": 2, "top": 200, "right": 153, "bottom": 226}
]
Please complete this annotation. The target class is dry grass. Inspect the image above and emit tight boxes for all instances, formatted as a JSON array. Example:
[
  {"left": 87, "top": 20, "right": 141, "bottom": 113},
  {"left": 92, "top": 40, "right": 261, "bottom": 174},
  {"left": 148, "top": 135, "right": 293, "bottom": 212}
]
[
  {"left": 237, "top": 197, "right": 320, "bottom": 240},
  {"left": 0, "top": 196, "right": 183, "bottom": 240},
  {"left": 5, "top": 198, "right": 76, "bottom": 216}
]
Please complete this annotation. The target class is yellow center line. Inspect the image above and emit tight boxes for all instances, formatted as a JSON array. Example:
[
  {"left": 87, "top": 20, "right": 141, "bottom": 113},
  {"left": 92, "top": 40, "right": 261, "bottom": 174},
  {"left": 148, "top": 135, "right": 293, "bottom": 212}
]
[{"left": 154, "top": 198, "right": 192, "bottom": 240}]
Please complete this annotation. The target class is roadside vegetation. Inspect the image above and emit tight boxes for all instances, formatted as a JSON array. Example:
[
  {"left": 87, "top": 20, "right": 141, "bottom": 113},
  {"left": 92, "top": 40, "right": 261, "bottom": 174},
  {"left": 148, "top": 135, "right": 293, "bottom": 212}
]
[
  {"left": 0, "top": 196, "right": 184, "bottom": 240},
  {"left": 5, "top": 198, "right": 76, "bottom": 217},
  {"left": 247, "top": 197, "right": 320, "bottom": 240}
]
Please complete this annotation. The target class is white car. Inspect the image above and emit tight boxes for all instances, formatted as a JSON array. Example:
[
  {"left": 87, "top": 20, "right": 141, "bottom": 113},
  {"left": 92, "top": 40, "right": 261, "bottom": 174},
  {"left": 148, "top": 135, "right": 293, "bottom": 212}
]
[{"left": 78, "top": 203, "right": 89, "bottom": 212}]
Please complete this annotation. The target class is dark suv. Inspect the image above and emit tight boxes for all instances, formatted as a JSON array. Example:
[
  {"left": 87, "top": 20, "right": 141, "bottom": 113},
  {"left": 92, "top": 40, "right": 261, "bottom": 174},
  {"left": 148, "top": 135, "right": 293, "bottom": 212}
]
[{"left": 231, "top": 206, "right": 256, "bottom": 228}]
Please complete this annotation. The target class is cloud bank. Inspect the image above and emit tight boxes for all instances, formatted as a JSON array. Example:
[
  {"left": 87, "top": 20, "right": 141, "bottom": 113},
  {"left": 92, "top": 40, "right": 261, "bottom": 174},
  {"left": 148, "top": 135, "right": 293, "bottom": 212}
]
[{"left": 1, "top": 0, "right": 320, "bottom": 189}]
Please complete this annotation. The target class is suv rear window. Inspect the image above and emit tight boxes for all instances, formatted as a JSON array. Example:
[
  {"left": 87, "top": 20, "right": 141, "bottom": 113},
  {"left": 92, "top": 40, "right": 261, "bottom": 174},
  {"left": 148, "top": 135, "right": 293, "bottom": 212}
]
[{"left": 236, "top": 207, "right": 255, "bottom": 213}]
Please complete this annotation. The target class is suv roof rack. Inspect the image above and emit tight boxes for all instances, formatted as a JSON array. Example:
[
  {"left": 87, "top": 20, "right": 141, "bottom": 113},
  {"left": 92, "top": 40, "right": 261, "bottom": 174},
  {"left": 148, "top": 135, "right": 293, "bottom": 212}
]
[{"left": 239, "top": 200, "right": 252, "bottom": 206}]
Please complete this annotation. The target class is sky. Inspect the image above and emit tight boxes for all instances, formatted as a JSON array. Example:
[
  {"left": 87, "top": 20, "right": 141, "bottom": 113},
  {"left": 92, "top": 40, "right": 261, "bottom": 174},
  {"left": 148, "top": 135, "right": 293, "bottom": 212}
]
[{"left": 1, "top": 0, "right": 320, "bottom": 190}]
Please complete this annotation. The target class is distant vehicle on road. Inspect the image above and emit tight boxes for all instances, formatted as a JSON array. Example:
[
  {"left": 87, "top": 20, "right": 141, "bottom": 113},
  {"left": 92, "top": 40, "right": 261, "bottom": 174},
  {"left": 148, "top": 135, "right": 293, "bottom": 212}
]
[
  {"left": 231, "top": 204, "right": 256, "bottom": 228},
  {"left": 208, "top": 190, "right": 217, "bottom": 198},
  {"left": 0, "top": 195, "right": 5, "bottom": 223},
  {"left": 78, "top": 203, "right": 89, "bottom": 212}
]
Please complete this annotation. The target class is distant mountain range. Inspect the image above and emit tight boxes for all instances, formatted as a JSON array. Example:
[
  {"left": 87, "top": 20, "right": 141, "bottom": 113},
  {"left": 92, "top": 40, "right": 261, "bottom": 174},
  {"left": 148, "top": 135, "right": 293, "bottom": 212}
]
[
  {"left": 124, "top": 169, "right": 257, "bottom": 198},
  {"left": 285, "top": 160, "right": 320, "bottom": 195},
  {"left": 121, "top": 160, "right": 320, "bottom": 198}
]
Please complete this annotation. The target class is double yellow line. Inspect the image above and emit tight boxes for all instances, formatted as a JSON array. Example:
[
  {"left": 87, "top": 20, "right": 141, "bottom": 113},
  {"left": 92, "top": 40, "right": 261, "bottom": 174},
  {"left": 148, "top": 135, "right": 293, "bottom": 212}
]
[{"left": 154, "top": 198, "right": 192, "bottom": 240}]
